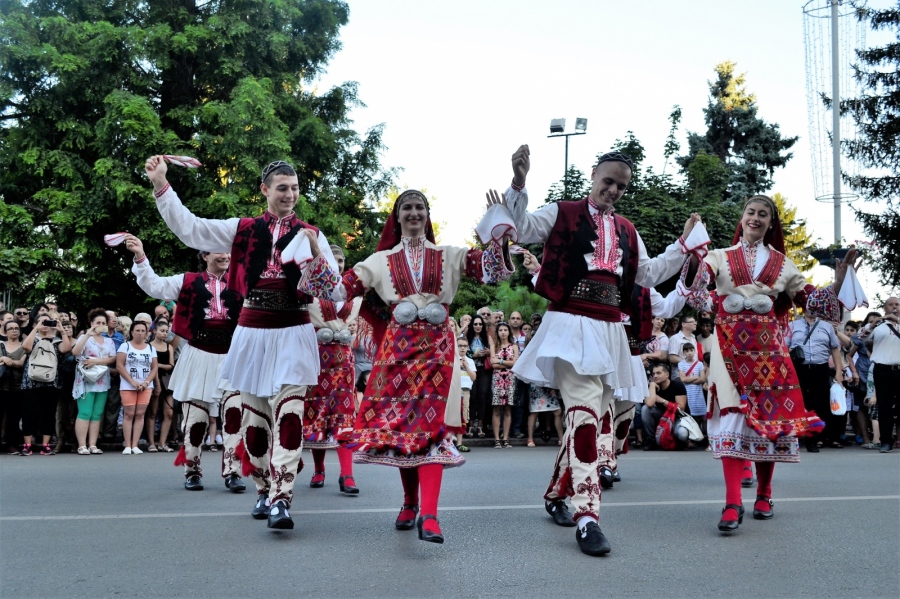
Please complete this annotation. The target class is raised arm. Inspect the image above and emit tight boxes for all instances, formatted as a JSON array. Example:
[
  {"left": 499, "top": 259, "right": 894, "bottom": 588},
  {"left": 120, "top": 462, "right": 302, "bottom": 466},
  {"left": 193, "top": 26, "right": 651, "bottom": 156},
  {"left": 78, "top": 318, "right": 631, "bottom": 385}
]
[
  {"left": 125, "top": 235, "right": 186, "bottom": 300},
  {"left": 145, "top": 155, "right": 239, "bottom": 253}
]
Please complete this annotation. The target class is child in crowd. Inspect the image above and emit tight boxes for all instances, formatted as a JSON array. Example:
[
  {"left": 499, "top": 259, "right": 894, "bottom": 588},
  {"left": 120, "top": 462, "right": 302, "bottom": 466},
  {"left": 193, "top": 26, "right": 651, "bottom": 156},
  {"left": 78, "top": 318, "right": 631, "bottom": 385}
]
[
  {"left": 456, "top": 337, "right": 476, "bottom": 453},
  {"left": 677, "top": 343, "right": 706, "bottom": 419}
]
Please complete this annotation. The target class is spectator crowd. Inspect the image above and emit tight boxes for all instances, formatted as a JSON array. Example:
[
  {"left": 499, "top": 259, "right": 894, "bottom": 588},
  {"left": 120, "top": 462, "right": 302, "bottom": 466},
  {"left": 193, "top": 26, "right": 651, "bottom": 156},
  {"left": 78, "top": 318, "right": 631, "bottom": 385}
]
[{"left": 1, "top": 294, "right": 898, "bottom": 457}]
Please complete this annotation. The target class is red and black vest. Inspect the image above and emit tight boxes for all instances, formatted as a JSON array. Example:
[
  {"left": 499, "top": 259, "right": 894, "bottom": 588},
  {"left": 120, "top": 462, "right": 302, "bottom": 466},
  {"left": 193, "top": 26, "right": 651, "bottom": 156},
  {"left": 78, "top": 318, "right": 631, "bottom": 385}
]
[
  {"left": 534, "top": 199, "right": 640, "bottom": 322},
  {"left": 226, "top": 212, "right": 319, "bottom": 303},
  {"left": 172, "top": 271, "right": 241, "bottom": 343}
]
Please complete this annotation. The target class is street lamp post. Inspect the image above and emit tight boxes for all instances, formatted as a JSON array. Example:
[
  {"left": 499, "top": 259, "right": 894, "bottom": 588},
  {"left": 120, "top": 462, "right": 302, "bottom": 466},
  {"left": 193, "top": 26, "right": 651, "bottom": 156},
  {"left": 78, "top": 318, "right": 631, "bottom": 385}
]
[{"left": 548, "top": 118, "right": 587, "bottom": 201}]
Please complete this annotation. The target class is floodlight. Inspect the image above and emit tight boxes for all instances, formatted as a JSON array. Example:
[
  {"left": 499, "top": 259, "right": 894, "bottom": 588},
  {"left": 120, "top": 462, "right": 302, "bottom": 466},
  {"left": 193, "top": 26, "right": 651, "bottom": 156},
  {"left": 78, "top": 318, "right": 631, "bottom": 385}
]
[
  {"left": 549, "top": 118, "right": 565, "bottom": 134},
  {"left": 574, "top": 118, "right": 587, "bottom": 132}
]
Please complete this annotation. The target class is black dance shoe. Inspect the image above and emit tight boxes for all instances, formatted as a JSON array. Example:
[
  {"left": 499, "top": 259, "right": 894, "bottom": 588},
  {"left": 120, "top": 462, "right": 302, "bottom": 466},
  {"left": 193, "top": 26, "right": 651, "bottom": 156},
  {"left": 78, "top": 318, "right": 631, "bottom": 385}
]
[
  {"left": 184, "top": 475, "right": 203, "bottom": 491},
  {"left": 225, "top": 473, "right": 246, "bottom": 493},
  {"left": 545, "top": 500, "right": 576, "bottom": 527},
  {"left": 576, "top": 521, "right": 611, "bottom": 556},
  {"left": 752, "top": 496, "right": 774, "bottom": 520},
  {"left": 251, "top": 493, "right": 270, "bottom": 520},
  {"left": 416, "top": 515, "right": 444, "bottom": 544},
  {"left": 717, "top": 504, "right": 744, "bottom": 532},
  {"left": 309, "top": 471, "right": 325, "bottom": 488},
  {"left": 612, "top": 469, "right": 621, "bottom": 483},
  {"left": 338, "top": 475, "right": 359, "bottom": 495},
  {"left": 599, "top": 466, "right": 614, "bottom": 489},
  {"left": 395, "top": 504, "right": 418, "bottom": 530},
  {"left": 267, "top": 500, "right": 294, "bottom": 529}
]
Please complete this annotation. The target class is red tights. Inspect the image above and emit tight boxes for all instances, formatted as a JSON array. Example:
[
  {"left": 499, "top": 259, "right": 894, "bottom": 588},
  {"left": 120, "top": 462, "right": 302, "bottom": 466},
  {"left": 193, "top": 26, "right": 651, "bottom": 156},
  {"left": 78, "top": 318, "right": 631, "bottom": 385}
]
[
  {"left": 399, "top": 464, "right": 443, "bottom": 534},
  {"left": 722, "top": 458, "right": 775, "bottom": 518}
]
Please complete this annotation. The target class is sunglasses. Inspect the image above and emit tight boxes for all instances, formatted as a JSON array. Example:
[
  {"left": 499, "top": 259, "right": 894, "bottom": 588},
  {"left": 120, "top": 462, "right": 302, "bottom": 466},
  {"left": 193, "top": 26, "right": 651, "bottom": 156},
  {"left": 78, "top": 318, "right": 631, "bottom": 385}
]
[{"left": 15, "top": 311, "right": 28, "bottom": 316}]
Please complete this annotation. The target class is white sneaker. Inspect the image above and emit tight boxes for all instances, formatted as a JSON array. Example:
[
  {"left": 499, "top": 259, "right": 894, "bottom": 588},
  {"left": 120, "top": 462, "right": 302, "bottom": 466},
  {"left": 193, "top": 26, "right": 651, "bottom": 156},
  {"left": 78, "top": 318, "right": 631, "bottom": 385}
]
[
  {"left": 122, "top": 447, "right": 132, "bottom": 455},
  {"left": 131, "top": 447, "right": 143, "bottom": 455},
  {"left": 215, "top": 434, "right": 223, "bottom": 445}
]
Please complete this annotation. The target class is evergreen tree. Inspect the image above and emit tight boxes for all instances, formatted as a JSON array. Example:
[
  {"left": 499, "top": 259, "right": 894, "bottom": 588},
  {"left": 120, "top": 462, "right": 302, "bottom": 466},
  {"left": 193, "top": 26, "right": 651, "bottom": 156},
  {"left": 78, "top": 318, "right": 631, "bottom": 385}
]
[
  {"left": 0, "top": 0, "right": 393, "bottom": 313},
  {"left": 843, "top": 3, "right": 900, "bottom": 287},
  {"left": 772, "top": 192, "right": 817, "bottom": 273},
  {"left": 677, "top": 61, "right": 798, "bottom": 202}
]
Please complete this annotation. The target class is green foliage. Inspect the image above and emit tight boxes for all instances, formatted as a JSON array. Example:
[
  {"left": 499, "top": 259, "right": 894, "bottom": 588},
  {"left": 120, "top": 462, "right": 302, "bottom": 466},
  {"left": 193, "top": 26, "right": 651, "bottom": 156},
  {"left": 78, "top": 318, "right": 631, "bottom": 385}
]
[
  {"left": 842, "top": 3, "right": 900, "bottom": 288},
  {"left": 771, "top": 192, "right": 817, "bottom": 273},
  {"left": 492, "top": 279, "right": 547, "bottom": 319},
  {"left": 0, "top": 0, "right": 394, "bottom": 314},
  {"left": 545, "top": 164, "right": 591, "bottom": 204},
  {"left": 451, "top": 276, "right": 498, "bottom": 322},
  {"left": 676, "top": 61, "right": 798, "bottom": 202}
]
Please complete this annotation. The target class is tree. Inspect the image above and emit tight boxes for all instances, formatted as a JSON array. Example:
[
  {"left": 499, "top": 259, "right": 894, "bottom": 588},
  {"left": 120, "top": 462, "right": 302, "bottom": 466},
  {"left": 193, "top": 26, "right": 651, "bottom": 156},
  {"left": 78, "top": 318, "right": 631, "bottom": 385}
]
[
  {"left": 0, "top": 0, "right": 393, "bottom": 314},
  {"left": 677, "top": 61, "right": 798, "bottom": 202},
  {"left": 771, "top": 193, "right": 817, "bottom": 273},
  {"left": 545, "top": 164, "right": 591, "bottom": 204},
  {"left": 842, "top": 3, "right": 900, "bottom": 287}
]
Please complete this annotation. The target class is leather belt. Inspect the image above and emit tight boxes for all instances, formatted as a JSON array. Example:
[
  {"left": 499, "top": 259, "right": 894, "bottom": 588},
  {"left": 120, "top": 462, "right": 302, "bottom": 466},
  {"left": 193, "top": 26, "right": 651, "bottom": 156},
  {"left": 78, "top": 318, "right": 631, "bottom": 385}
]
[
  {"left": 243, "top": 289, "right": 309, "bottom": 312},
  {"left": 569, "top": 278, "right": 620, "bottom": 307},
  {"left": 193, "top": 328, "right": 233, "bottom": 347}
]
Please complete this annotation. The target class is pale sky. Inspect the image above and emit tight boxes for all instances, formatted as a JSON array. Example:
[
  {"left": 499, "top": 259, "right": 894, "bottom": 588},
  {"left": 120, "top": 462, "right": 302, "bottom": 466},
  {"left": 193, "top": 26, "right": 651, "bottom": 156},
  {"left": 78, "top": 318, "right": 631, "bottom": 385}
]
[{"left": 314, "top": 0, "right": 896, "bottom": 311}]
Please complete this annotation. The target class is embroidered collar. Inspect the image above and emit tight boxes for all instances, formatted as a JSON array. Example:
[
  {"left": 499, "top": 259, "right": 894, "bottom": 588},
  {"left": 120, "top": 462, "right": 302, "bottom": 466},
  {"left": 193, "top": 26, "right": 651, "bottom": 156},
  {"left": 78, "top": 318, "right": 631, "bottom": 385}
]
[
  {"left": 264, "top": 211, "right": 294, "bottom": 225},
  {"left": 587, "top": 196, "right": 615, "bottom": 215},
  {"left": 206, "top": 270, "right": 226, "bottom": 281}
]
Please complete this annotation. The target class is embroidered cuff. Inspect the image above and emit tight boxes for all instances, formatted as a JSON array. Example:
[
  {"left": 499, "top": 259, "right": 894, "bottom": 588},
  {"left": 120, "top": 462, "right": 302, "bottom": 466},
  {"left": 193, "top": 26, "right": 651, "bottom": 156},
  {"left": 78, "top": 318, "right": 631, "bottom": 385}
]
[
  {"left": 153, "top": 183, "right": 171, "bottom": 199},
  {"left": 475, "top": 203, "right": 518, "bottom": 244},
  {"left": 510, "top": 180, "right": 524, "bottom": 192},
  {"left": 678, "top": 222, "right": 710, "bottom": 259},
  {"left": 479, "top": 240, "right": 515, "bottom": 284},
  {"left": 804, "top": 285, "right": 841, "bottom": 323},
  {"left": 677, "top": 259, "right": 711, "bottom": 311},
  {"left": 298, "top": 253, "right": 341, "bottom": 300},
  {"left": 133, "top": 254, "right": 147, "bottom": 265}
]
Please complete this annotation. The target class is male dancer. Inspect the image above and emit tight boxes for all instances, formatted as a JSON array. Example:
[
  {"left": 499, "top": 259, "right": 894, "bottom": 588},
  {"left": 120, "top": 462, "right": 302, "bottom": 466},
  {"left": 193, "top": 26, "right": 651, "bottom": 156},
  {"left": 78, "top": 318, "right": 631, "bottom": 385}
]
[
  {"left": 145, "top": 156, "right": 339, "bottom": 530},
  {"left": 599, "top": 285, "right": 688, "bottom": 489},
  {"left": 485, "top": 145, "right": 702, "bottom": 555},
  {"left": 125, "top": 235, "right": 245, "bottom": 492},
  {"left": 303, "top": 244, "right": 362, "bottom": 494}
]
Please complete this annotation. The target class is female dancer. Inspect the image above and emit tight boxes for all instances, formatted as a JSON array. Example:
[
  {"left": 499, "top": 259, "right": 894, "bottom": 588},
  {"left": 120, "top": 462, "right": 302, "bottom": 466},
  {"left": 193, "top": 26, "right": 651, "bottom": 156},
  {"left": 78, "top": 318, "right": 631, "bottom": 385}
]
[
  {"left": 304, "top": 244, "right": 363, "bottom": 495},
  {"left": 305, "top": 190, "right": 513, "bottom": 543},
  {"left": 680, "top": 194, "right": 855, "bottom": 531}
]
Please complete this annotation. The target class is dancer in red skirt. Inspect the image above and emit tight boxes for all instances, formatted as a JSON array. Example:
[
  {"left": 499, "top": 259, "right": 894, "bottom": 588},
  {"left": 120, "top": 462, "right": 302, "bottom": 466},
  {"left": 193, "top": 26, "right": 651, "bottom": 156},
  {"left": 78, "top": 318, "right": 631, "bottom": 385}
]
[
  {"left": 305, "top": 190, "right": 515, "bottom": 543},
  {"left": 303, "top": 244, "right": 362, "bottom": 495}
]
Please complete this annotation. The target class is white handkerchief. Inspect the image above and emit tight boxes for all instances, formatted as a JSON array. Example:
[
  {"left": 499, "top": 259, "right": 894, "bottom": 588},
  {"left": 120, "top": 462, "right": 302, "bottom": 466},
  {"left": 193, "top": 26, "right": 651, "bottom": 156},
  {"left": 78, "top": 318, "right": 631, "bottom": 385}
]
[
  {"left": 681, "top": 222, "right": 710, "bottom": 256},
  {"left": 475, "top": 204, "right": 518, "bottom": 244},
  {"left": 837, "top": 265, "right": 868, "bottom": 311},
  {"left": 104, "top": 233, "right": 128, "bottom": 247},
  {"left": 282, "top": 233, "right": 312, "bottom": 266}
]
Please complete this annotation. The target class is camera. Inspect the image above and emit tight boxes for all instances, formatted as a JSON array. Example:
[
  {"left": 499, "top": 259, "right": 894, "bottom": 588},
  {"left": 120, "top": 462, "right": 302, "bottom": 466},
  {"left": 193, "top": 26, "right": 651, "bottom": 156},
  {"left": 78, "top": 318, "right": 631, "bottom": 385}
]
[{"left": 43, "top": 319, "right": 58, "bottom": 327}]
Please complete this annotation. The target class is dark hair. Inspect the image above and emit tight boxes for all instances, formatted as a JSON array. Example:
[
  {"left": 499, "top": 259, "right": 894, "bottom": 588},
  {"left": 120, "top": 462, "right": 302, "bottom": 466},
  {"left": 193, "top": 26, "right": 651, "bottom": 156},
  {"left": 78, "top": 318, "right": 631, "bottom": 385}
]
[
  {"left": 197, "top": 251, "right": 209, "bottom": 271},
  {"left": 30, "top": 303, "right": 49, "bottom": 322},
  {"left": 698, "top": 317, "right": 712, "bottom": 328},
  {"left": 679, "top": 313, "right": 696, "bottom": 325},
  {"left": 86, "top": 308, "right": 108, "bottom": 325},
  {"left": 682, "top": 343, "right": 695, "bottom": 351},
  {"left": 130, "top": 321, "right": 149, "bottom": 339},
  {"left": 863, "top": 311, "right": 881, "bottom": 323},
  {"left": 262, "top": 160, "right": 297, "bottom": 186},
  {"left": 4, "top": 320, "right": 20, "bottom": 333},
  {"left": 466, "top": 315, "right": 490, "bottom": 348},
  {"left": 495, "top": 322, "right": 511, "bottom": 342},
  {"left": 0, "top": 310, "right": 9, "bottom": 321},
  {"left": 652, "top": 363, "right": 668, "bottom": 373},
  {"left": 844, "top": 321, "right": 859, "bottom": 330}
]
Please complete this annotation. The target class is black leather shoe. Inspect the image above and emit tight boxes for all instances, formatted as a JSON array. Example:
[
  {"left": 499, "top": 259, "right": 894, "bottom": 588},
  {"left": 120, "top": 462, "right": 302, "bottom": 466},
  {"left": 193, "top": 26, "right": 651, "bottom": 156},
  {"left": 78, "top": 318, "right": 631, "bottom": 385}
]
[
  {"left": 753, "top": 496, "right": 774, "bottom": 520},
  {"left": 612, "top": 469, "right": 621, "bottom": 483},
  {"left": 338, "top": 475, "right": 359, "bottom": 495},
  {"left": 806, "top": 442, "right": 820, "bottom": 453},
  {"left": 225, "top": 473, "right": 246, "bottom": 493},
  {"left": 741, "top": 476, "right": 755, "bottom": 488},
  {"left": 416, "top": 515, "right": 444, "bottom": 544},
  {"left": 717, "top": 504, "right": 744, "bottom": 532},
  {"left": 184, "top": 475, "right": 203, "bottom": 491},
  {"left": 395, "top": 504, "right": 418, "bottom": 530},
  {"left": 599, "top": 467, "right": 614, "bottom": 489},
  {"left": 576, "top": 521, "right": 611, "bottom": 556},
  {"left": 545, "top": 500, "right": 576, "bottom": 527},
  {"left": 309, "top": 471, "right": 325, "bottom": 488},
  {"left": 251, "top": 493, "right": 270, "bottom": 520},
  {"left": 267, "top": 500, "right": 294, "bottom": 530}
]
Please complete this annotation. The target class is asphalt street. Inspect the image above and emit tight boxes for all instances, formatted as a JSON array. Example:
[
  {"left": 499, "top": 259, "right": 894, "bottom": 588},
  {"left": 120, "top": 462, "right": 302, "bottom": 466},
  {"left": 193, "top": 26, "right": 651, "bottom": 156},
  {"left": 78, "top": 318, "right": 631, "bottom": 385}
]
[{"left": 1, "top": 444, "right": 898, "bottom": 599}]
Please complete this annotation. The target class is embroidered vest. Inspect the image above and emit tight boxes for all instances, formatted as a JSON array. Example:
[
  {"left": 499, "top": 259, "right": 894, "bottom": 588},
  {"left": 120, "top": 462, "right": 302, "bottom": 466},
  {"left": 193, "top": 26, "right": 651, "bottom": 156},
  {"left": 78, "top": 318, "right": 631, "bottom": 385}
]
[
  {"left": 534, "top": 199, "right": 640, "bottom": 318},
  {"left": 173, "top": 272, "right": 241, "bottom": 342},
  {"left": 226, "top": 213, "right": 319, "bottom": 303}
]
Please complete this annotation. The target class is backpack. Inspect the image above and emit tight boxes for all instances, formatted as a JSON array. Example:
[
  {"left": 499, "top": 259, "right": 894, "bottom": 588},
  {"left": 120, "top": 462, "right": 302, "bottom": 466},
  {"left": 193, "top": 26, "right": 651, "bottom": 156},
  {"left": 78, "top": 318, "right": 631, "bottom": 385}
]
[{"left": 28, "top": 338, "right": 59, "bottom": 383}]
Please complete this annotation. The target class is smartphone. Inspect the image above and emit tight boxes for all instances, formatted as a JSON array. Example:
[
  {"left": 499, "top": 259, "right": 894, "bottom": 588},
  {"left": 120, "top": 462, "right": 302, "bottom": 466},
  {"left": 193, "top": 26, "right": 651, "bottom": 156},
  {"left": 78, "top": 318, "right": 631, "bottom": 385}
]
[{"left": 44, "top": 320, "right": 58, "bottom": 327}]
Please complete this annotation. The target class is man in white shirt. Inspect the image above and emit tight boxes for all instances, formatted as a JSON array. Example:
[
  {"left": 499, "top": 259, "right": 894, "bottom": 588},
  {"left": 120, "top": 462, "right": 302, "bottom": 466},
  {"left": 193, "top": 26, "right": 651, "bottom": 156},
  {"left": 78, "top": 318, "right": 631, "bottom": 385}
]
[
  {"left": 858, "top": 297, "right": 900, "bottom": 453},
  {"left": 668, "top": 314, "right": 698, "bottom": 380}
]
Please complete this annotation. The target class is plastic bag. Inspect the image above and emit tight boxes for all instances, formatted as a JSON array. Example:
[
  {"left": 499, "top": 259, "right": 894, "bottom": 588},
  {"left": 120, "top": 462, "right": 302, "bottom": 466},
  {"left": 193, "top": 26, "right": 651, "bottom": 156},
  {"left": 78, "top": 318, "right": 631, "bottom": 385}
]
[{"left": 830, "top": 381, "right": 847, "bottom": 416}]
